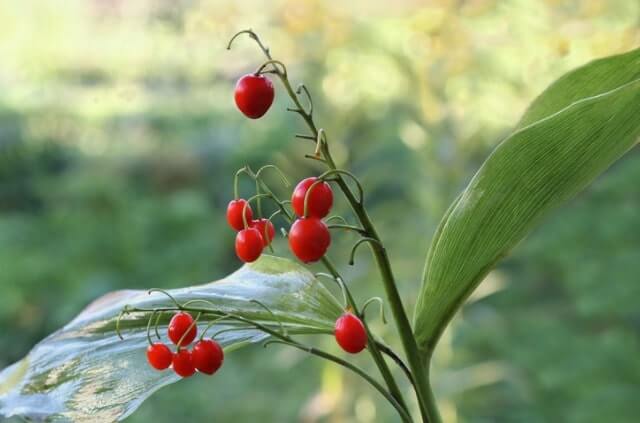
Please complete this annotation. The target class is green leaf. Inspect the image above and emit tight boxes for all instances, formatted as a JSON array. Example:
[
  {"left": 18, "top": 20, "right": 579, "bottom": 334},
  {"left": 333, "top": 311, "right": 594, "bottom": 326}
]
[
  {"left": 414, "top": 48, "right": 640, "bottom": 355},
  {"left": 0, "top": 255, "right": 342, "bottom": 421}
]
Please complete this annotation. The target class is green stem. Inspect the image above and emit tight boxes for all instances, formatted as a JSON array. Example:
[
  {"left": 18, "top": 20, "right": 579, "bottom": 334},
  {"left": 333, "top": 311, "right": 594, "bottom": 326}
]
[
  {"left": 255, "top": 179, "right": 263, "bottom": 218},
  {"left": 376, "top": 340, "right": 416, "bottom": 388},
  {"left": 266, "top": 340, "right": 412, "bottom": 423},
  {"left": 265, "top": 53, "right": 439, "bottom": 422},
  {"left": 326, "top": 147, "right": 437, "bottom": 422}
]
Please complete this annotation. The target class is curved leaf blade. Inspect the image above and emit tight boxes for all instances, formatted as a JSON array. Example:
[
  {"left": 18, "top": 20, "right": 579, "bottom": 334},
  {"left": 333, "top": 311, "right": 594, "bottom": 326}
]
[
  {"left": 414, "top": 50, "right": 640, "bottom": 355},
  {"left": 0, "top": 255, "right": 342, "bottom": 421}
]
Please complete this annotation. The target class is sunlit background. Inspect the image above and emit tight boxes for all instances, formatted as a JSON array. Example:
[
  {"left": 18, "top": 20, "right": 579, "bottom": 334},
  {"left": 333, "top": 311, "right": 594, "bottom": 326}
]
[{"left": 1, "top": 0, "right": 639, "bottom": 421}]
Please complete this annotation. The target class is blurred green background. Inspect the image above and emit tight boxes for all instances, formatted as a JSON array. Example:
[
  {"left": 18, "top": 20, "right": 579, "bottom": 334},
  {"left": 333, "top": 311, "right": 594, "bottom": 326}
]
[{"left": 1, "top": 0, "right": 639, "bottom": 421}]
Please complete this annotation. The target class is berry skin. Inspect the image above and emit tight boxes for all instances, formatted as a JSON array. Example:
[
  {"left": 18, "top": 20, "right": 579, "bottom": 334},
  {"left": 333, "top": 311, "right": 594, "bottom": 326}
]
[
  {"left": 291, "top": 177, "right": 333, "bottom": 218},
  {"left": 146, "top": 342, "right": 173, "bottom": 370},
  {"left": 334, "top": 312, "right": 367, "bottom": 354},
  {"left": 168, "top": 312, "right": 197, "bottom": 347},
  {"left": 251, "top": 218, "right": 275, "bottom": 246},
  {"left": 192, "top": 339, "right": 224, "bottom": 375},
  {"left": 288, "top": 217, "right": 331, "bottom": 263},
  {"left": 227, "top": 199, "right": 253, "bottom": 231},
  {"left": 235, "top": 227, "right": 264, "bottom": 262},
  {"left": 172, "top": 349, "right": 196, "bottom": 378},
  {"left": 234, "top": 74, "right": 275, "bottom": 119}
]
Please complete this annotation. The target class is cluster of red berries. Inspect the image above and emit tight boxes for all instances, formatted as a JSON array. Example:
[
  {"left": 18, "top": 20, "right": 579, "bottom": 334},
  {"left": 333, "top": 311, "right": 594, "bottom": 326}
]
[
  {"left": 227, "top": 177, "right": 334, "bottom": 264},
  {"left": 288, "top": 177, "right": 333, "bottom": 263},
  {"left": 146, "top": 311, "right": 224, "bottom": 378},
  {"left": 232, "top": 73, "right": 337, "bottom": 263},
  {"left": 232, "top": 71, "right": 368, "bottom": 355},
  {"left": 227, "top": 199, "right": 276, "bottom": 263},
  {"left": 146, "top": 309, "right": 366, "bottom": 378}
]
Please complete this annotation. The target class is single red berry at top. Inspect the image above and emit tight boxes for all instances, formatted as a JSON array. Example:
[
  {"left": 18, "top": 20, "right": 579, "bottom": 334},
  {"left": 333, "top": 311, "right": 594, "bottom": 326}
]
[
  {"left": 146, "top": 342, "right": 173, "bottom": 371},
  {"left": 227, "top": 199, "right": 253, "bottom": 231},
  {"left": 251, "top": 218, "right": 275, "bottom": 246},
  {"left": 288, "top": 217, "right": 331, "bottom": 263},
  {"left": 234, "top": 74, "right": 275, "bottom": 119},
  {"left": 235, "top": 227, "right": 264, "bottom": 262},
  {"left": 192, "top": 339, "right": 224, "bottom": 375},
  {"left": 334, "top": 312, "right": 367, "bottom": 354},
  {"left": 172, "top": 349, "right": 196, "bottom": 378},
  {"left": 291, "top": 177, "right": 333, "bottom": 218},
  {"left": 168, "top": 312, "right": 197, "bottom": 347}
]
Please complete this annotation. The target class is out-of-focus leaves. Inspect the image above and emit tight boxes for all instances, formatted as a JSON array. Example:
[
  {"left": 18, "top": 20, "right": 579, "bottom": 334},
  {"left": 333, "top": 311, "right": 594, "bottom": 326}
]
[
  {"left": 0, "top": 255, "right": 342, "bottom": 422},
  {"left": 414, "top": 49, "right": 640, "bottom": 355}
]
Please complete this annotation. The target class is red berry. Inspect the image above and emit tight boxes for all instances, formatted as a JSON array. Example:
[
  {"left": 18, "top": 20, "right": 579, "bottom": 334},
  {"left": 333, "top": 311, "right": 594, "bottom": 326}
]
[
  {"left": 251, "top": 218, "right": 275, "bottom": 246},
  {"left": 192, "top": 339, "right": 224, "bottom": 375},
  {"left": 334, "top": 312, "right": 367, "bottom": 354},
  {"left": 291, "top": 177, "right": 333, "bottom": 218},
  {"left": 172, "top": 349, "right": 196, "bottom": 378},
  {"left": 235, "top": 227, "right": 264, "bottom": 262},
  {"left": 168, "top": 312, "right": 197, "bottom": 347},
  {"left": 288, "top": 217, "right": 331, "bottom": 263},
  {"left": 234, "top": 74, "right": 275, "bottom": 119},
  {"left": 146, "top": 342, "right": 173, "bottom": 370},
  {"left": 227, "top": 199, "right": 253, "bottom": 231}
]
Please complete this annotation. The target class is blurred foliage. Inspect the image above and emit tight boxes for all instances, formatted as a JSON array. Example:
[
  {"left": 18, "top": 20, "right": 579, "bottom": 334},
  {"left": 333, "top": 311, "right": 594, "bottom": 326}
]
[{"left": 0, "top": 0, "right": 638, "bottom": 422}]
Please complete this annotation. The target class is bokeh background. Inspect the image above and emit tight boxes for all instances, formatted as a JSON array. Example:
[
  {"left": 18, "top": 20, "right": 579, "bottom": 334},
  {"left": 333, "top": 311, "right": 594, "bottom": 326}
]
[{"left": 1, "top": 0, "right": 639, "bottom": 421}]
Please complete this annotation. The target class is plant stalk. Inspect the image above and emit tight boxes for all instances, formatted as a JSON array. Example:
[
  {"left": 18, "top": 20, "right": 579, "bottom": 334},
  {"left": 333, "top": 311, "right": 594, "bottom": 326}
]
[
  {"left": 271, "top": 60, "right": 441, "bottom": 423},
  {"left": 321, "top": 145, "right": 439, "bottom": 423}
]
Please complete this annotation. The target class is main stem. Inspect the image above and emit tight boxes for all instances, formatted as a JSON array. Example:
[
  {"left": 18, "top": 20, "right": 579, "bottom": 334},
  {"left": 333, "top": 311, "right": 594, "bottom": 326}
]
[
  {"left": 322, "top": 144, "right": 439, "bottom": 423},
  {"left": 275, "top": 69, "right": 441, "bottom": 423}
]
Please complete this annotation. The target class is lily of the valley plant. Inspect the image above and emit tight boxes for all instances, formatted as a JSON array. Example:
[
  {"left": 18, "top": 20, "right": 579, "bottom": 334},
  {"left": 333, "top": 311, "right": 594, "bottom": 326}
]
[{"left": 1, "top": 30, "right": 639, "bottom": 422}]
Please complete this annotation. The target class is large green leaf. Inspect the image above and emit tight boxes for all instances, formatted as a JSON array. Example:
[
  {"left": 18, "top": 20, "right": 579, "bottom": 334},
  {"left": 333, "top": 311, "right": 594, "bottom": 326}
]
[
  {"left": 0, "top": 255, "right": 342, "bottom": 421},
  {"left": 414, "top": 48, "right": 640, "bottom": 355}
]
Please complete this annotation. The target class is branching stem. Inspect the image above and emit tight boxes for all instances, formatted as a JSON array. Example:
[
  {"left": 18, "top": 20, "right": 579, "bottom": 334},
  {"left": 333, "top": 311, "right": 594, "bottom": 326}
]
[
  {"left": 127, "top": 303, "right": 412, "bottom": 423},
  {"left": 225, "top": 28, "right": 444, "bottom": 422}
]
